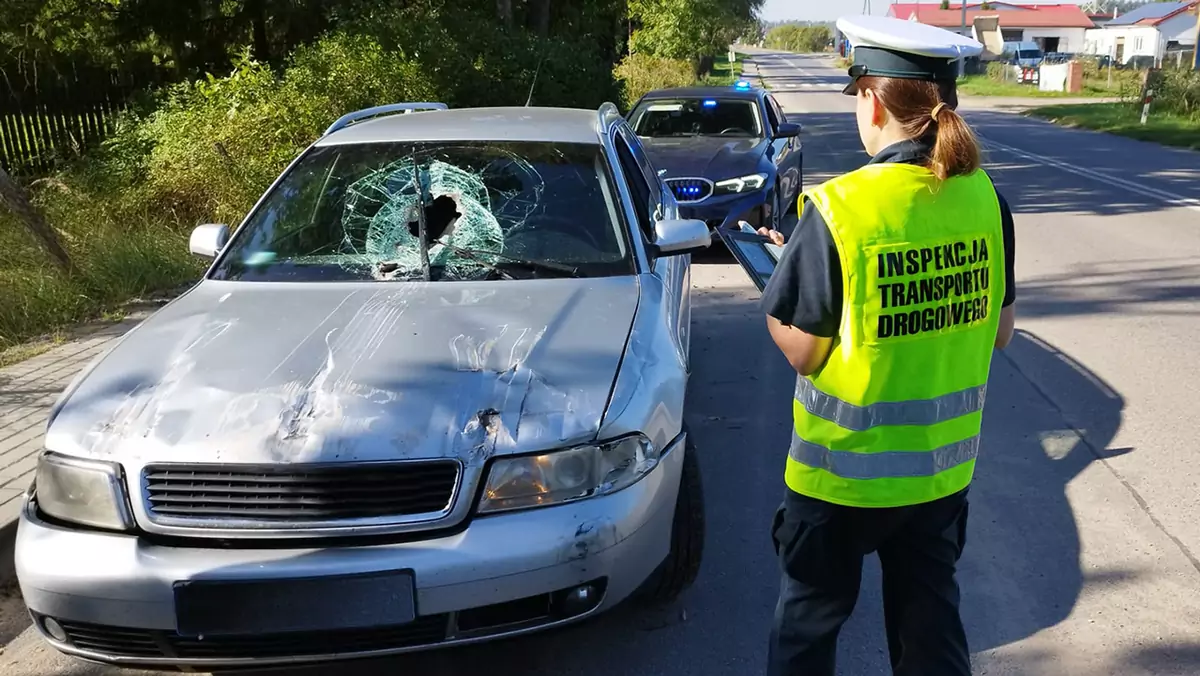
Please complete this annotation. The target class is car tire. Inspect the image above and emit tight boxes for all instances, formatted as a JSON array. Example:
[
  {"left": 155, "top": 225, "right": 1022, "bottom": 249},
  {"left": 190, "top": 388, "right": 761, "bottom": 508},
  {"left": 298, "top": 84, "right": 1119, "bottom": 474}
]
[{"left": 635, "top": 430, "right": 705, "bottom": 605}]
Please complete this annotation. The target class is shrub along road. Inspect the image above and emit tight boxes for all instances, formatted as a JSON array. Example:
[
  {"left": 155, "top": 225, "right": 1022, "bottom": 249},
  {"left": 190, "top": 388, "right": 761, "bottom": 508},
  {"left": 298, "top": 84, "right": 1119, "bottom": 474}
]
[{"left": 3, "top": 51, "right": 1200, "bottom": 676}]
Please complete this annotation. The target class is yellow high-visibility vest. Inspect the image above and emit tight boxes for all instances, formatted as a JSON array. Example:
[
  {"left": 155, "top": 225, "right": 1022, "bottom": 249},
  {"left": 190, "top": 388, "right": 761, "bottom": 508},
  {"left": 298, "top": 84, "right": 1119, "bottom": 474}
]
[{"left": 786, "top": 162, "right": 1005, "bottom": 508}]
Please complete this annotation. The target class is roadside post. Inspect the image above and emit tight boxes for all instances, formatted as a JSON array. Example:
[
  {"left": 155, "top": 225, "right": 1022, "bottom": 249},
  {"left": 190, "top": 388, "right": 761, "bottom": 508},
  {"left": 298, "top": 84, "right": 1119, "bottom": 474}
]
[{"left": 1141, "top": 88, "right": 1153, "bottom": 125}]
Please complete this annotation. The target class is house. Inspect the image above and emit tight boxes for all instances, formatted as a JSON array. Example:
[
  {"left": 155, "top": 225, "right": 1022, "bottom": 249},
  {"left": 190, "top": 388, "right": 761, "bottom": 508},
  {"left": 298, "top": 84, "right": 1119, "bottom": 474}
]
[
  {"left": 1083, "top": 1, "right": 1198, "bottom": 66},
  {"left": 887, "top": 3, "right": 1096, "bottom": 54}
]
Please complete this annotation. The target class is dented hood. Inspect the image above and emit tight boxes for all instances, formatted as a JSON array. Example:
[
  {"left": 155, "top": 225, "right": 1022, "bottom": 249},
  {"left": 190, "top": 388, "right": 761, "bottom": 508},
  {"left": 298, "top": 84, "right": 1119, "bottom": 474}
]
[{"left": 46, "top": 278, "right": 639, "bottom": 467}]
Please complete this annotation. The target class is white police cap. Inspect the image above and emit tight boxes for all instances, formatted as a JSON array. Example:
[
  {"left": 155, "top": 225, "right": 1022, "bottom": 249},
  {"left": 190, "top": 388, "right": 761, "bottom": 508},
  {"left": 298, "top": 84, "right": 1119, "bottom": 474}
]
[{"left": 836, "top": 15, "right": 983, "bottom": 95}]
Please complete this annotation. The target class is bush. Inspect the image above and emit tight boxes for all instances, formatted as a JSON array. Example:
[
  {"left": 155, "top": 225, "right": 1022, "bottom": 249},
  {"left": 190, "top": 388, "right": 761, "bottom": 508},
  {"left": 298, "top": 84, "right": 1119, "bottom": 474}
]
[
  {"left": 987, "top": 61, "right": 1012, "bottom": 82},
  {"left": 0, "top": 7, "right": 623, "bottom": 350},
  {"left": 765, "top": 24, "right": 830, "bottom": 53},
  {"left": 1155, "top": 68, "right": 1200, "bottom": 118},
  {"left": 614, "top": 53, "right": 695, "bottom": 110}
]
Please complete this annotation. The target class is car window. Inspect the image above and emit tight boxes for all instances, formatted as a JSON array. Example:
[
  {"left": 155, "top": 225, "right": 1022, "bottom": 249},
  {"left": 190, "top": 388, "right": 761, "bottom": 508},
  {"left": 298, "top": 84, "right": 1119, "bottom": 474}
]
[
  {"left": 613, "top": 134, "right": 658, "bottom": 243},
  {"left": 766, "top": 96, "right": 786, "bottom": 133},
  {"left": 209, "top": 141, "right": 634, "bottom": 282},
  {"left": 629, "top": 98, "right": 762, "bottom": 138},
  {"left": 762, "top": 100, "right": 780, "bottom": 134}
]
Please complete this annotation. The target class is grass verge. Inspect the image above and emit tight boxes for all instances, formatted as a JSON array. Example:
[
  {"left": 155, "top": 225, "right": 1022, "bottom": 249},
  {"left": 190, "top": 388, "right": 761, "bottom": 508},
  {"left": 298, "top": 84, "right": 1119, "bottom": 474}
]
[
  {"left": 1026, "top": 102, "right": 1200, "bottom": 151},
  {"left": 957, "top": 75, "right": 1121, "bottom": 98}
]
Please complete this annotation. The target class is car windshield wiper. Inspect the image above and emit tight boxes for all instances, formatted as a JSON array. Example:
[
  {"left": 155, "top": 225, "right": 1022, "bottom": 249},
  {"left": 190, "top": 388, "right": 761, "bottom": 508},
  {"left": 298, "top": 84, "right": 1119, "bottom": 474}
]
[{"left": 435, "top": 240, "right": 583, "bottom": 279}]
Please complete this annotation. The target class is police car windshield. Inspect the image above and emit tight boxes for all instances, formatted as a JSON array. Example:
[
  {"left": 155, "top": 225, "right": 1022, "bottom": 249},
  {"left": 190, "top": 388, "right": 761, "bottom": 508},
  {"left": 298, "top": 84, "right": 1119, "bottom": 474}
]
[{"left": 630, "top": 98, "right": 762, "bottom": 138}]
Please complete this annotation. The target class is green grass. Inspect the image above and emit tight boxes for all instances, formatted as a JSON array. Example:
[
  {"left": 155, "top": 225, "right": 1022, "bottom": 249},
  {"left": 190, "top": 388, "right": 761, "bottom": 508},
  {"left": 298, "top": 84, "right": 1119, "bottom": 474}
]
[
  {"left": 1027, "top": 102, "right": 1200, "bottom": 150},
  {"left": 0, "top": 192, "right": 203, "bottom": 352},
  {"left": 698, "top": 52, "right": 747, "bottom": 86},
  {"left": 956, "top": 75, "right": 1122, "bottom": 98}
]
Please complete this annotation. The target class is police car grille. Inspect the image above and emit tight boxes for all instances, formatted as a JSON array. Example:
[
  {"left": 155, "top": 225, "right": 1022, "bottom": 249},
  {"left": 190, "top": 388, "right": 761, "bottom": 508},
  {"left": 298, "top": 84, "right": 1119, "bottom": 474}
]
[
  {"left": 667, "top": 178, "right": 712, "bottom": 202},
  {"left": 142, "top": 461, "right": 460, "bottom": 526}
]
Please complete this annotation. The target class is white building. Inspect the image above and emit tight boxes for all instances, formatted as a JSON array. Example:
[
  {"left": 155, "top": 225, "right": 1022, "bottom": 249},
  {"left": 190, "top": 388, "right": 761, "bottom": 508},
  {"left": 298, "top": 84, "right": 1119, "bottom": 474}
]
[
  {"left": 1083, "top": 1, "right": 1198, "bottom": 66},
  {"left": 887, "top": 3, "right": 1096, "bottom": 54}
]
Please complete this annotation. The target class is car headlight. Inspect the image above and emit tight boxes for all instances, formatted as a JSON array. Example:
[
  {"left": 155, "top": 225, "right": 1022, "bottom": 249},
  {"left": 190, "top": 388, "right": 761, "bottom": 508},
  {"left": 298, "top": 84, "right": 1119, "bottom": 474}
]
[
  {"left": 35, "top": 452, "right": 134, "bottom": 531},
  {"left": 713, "top": 173, "right": 768, "bottom": 195},
  {"left": 478, "top": 435, "right": 660, "bottom": 514}
]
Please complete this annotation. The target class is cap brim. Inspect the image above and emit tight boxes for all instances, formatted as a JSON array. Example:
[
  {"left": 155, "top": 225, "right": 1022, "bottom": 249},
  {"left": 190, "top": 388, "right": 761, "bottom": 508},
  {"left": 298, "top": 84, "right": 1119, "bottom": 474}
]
[{"left": 842, "top": 78, "right": 859, "bottom": 96}]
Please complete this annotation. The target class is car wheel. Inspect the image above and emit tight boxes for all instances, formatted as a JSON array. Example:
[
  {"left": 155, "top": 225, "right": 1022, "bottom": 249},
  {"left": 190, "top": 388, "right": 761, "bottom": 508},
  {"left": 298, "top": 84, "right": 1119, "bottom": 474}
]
[{"left": 636, "top": 429, "right": 705, "bottom": 605}]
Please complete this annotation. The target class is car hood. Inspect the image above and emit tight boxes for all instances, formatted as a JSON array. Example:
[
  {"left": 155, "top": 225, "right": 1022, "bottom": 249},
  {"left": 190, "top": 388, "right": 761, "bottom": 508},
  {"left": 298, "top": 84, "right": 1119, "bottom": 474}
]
[
  {"left": 46, "top": 278, "right": 639, "bottom": 467},
  {"left": 639, "top": 136, "right": 766, "bottom": 179}
]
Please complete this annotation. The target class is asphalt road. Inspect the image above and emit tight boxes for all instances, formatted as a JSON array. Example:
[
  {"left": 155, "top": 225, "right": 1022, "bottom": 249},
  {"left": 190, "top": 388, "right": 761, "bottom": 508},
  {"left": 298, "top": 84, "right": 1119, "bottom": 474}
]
[{"left": 3, "top": 52, "right": 1200, "bottom": 675}]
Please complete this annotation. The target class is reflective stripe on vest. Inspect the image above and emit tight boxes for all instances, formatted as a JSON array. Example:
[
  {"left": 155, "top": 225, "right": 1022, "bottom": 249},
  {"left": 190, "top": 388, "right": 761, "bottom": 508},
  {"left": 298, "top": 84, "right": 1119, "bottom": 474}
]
[
  {"left": 785, "top": 162, "right": 1005, "bottom": 508},
  {"left": 795, "top": 378, "right": 987, "bottom": 432},
  {"left": 789, "top": 431, "right": 980, "bottom": 480}
]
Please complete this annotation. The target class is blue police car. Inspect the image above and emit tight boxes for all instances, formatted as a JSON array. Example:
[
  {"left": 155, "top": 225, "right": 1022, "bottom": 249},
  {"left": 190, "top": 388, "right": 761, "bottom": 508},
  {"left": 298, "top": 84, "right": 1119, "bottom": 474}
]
[{"left": 626, "top": 81, "right": 803, "bottom": 233}]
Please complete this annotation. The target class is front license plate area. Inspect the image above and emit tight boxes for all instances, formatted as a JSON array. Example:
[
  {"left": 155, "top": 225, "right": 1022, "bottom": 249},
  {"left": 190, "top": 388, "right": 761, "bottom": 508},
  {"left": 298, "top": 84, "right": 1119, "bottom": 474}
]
[{"left": 174, "top": 570, "right": 416, "bottom": 636}]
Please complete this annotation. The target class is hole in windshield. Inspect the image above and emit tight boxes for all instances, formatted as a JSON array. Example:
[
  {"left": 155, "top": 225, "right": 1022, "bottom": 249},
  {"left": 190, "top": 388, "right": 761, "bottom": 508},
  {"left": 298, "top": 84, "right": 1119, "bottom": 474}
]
[
  {"left": 630, "top": 98, "right": 762, "bottom": 138},
  {"left": 209, "top": 141, "right": 633, "bottom": 282}
]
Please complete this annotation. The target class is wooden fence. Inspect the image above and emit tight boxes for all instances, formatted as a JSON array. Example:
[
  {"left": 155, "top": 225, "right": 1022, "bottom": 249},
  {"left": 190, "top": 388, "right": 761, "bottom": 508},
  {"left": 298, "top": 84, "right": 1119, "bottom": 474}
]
[{"left": 0, "top": 61, "right": 163, "bottom": 176}]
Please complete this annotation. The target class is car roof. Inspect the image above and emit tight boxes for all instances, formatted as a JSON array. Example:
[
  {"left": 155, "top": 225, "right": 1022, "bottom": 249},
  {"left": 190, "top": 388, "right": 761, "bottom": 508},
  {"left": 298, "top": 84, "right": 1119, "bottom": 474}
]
[
  {"left": 315, "top": 106, "right": 605, "bottom": 146},
  {"left": 637, "top": 86, "right": 763, "bottom": 102}
]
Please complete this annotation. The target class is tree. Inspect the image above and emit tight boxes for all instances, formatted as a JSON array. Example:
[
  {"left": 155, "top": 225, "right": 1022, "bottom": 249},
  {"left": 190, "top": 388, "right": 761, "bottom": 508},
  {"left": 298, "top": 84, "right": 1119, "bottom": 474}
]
[{"left": 628, "top": 0, "right": 763, "bottom": 75}]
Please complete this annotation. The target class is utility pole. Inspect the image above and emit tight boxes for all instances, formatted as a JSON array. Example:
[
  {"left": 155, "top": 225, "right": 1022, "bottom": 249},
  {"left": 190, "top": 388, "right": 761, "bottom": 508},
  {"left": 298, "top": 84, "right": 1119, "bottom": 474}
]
[
  {"left": 959, "top": 1, "right": 968, "bottom": 78},
  {"left": 1192, "top": 2, "right": 1199, "bottom": 70}
]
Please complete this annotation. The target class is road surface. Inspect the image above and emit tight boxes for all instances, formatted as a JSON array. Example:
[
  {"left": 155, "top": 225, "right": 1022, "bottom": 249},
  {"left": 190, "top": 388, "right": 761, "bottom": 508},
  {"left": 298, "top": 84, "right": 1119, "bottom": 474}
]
[{"left": 3, "top": 51, "right": 1200, "bottom": 675}]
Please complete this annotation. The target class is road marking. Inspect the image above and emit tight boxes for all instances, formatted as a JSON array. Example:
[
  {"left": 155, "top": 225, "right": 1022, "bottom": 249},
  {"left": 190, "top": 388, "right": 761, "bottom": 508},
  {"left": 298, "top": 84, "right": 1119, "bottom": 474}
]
[{"left": 981, "top": 137, "right": 1200, "bottom": 214}]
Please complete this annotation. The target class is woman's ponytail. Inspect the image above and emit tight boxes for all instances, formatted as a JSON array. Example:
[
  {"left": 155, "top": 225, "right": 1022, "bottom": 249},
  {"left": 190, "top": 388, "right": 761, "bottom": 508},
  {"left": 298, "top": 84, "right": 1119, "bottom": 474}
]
[
  {"left": 856, "top": 76, "right": 982, "bottom": 180},
  {"left": 928, "top": 101, "right": 981, "bottom": 180}
]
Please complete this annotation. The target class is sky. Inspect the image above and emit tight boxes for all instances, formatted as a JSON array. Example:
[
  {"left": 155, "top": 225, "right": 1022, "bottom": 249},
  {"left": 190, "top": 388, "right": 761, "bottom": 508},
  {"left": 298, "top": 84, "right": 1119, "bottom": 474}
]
[{"left": 758, "top": 0, "right": 1087, "bottom": 23}]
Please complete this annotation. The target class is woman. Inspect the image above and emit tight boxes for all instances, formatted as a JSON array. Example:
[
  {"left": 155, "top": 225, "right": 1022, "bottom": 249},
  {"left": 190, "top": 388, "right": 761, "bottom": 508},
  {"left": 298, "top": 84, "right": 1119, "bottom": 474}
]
[{"left": 757, "top": 16, "right": 1017, "bottom": 676}]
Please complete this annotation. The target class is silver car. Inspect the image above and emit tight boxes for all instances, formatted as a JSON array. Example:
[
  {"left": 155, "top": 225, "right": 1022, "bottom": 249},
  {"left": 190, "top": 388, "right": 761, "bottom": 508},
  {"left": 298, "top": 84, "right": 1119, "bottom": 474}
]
[{"left": 14, "top": 102, "right": 711, "bottom": 670}]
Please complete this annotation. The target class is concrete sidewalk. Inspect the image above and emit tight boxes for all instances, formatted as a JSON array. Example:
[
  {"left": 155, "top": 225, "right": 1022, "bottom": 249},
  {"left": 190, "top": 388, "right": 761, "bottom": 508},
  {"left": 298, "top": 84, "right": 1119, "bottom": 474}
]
[{"left": 0, "top": 315, "right": 146, "bottom": 532}]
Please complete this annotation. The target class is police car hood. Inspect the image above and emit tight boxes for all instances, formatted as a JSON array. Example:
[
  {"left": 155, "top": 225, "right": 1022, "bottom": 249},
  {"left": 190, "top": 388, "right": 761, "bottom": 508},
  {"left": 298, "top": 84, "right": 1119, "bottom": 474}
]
[{"left": 639, "top": 136, "right": 766, "bottom": 179}]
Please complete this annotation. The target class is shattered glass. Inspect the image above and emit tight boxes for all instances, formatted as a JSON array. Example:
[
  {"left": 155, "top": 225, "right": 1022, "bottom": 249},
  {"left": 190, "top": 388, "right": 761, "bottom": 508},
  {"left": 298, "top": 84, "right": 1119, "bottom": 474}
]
[{"left": 211, "top": 142, "right": 631, "bottom": 283}]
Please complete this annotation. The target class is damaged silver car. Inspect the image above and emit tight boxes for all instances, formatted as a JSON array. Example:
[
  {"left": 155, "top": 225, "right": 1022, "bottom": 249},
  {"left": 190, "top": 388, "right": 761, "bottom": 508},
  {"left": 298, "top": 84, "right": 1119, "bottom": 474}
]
[{"left": 14, "top": 102, "right": 712, "bottom": 670}]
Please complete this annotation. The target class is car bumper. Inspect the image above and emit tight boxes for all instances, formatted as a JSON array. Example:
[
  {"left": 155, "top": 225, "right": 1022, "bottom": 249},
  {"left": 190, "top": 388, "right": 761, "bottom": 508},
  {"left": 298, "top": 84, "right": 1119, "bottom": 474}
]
[
  {"left": 15, "top": 437, "right": 687, "bottom": 669},
  {"left": 679, "top": 189, "right": 771, "bottom": 230}
]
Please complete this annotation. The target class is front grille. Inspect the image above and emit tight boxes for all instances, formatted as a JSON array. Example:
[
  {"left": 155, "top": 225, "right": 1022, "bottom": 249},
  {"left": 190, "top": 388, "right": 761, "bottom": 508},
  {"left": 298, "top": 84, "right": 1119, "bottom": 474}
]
[
  {"left": 143, "top": 461, "right": 460, "bottom": 526},
  {"left": 56, "top": 616, "right": 449, "bottom": 660},
  {"left": 666, "top": 178, "right": 713, "bottom": 203}
]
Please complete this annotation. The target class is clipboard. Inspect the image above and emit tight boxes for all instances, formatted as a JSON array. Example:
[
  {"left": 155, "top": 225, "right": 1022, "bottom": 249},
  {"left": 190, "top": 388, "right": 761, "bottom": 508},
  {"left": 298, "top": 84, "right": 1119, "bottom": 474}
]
[{"left": 714, "top": 225, "right": 783, "bottom": 293}]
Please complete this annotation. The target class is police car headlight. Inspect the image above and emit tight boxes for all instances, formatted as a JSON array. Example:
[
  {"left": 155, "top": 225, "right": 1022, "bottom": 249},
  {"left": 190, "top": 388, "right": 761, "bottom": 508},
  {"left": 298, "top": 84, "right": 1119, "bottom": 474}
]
[
  {"left": 477, "top": 435, "right": 659, "bottom": 514},
  {"left": 714, "top": 173, "right": 768, "bottom": 195},
  {"left": 34, "top": 452, "right": 135, "bottom": 531}
]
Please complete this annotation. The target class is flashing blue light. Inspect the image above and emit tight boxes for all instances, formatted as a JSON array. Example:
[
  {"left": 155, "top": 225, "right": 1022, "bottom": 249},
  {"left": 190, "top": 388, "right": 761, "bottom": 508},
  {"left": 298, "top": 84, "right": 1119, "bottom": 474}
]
[
  {"left": 703, "top": 99, "right": 717, "bottom": 107},
  {"left": 735, "top": 80, "right": 751, "bottom": 90}
]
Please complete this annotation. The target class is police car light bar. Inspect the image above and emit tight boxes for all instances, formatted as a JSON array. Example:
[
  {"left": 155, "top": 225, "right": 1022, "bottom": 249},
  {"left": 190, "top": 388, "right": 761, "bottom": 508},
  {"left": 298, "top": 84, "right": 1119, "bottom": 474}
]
[{"left": 735, "top": 80, "right": 751, "bottom": 90}]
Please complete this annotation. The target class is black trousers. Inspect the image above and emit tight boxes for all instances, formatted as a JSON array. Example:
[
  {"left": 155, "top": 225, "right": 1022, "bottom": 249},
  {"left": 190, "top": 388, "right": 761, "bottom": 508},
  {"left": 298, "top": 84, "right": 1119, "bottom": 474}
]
[{"left": 767, "top": 486, "right": 971, "bottom": 676}]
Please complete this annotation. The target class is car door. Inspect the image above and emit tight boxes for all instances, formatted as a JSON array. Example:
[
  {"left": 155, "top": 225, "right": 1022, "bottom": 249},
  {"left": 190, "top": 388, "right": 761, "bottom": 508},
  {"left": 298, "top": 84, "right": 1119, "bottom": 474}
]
[
  {"left": 613, "top": 124, "right": 691, "bottom": 366},
  {"left": 764, "top": 94, "right": 802, "bottom": 210}
]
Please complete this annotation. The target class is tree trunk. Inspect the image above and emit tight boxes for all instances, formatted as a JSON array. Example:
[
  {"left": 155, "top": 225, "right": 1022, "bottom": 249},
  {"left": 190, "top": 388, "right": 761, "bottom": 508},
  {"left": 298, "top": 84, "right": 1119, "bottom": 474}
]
[
  {"left": 531, "top": 0, "right": 551, "bottom": 37},
  {"left": 247, "top": 0, "right": 271, "bottom": 63},
  {"left": 497, "top": 0, "right": 513, "bottom": 28},
  {"left": 0, "top": 167, "right": 73, "bottom": 274}
]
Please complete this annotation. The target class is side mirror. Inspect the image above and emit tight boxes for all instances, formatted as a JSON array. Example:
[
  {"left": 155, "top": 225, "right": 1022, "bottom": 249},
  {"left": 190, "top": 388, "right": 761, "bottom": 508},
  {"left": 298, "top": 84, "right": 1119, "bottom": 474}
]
[
  {"left": 776, "top": 122, "right": 801, "bottom": 138},
  {"left": 190, "top": 223, "right": 230, "bottom": 258},
  {"left": 653, "top": 218, "right": 711, "bottom": 255}
]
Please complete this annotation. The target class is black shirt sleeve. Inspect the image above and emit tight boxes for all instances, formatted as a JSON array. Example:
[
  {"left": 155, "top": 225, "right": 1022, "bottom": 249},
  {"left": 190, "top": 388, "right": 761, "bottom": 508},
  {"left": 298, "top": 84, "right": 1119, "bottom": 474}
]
[
  {"left": 759, "top": 200, "right": 842, "bottom": 338},
  {"left": 997, "top": 191, "right": 1016, "bottom": 308}
]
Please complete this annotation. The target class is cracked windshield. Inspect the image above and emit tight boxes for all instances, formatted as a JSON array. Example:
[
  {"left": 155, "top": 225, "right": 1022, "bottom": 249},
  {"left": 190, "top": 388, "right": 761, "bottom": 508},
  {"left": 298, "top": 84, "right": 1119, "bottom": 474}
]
[
  {"left": 629, "top": 99, "right": 762, "bottom": 138},
  {"left": 211, "top": 142, "right": 632, "bottom": 282}
]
